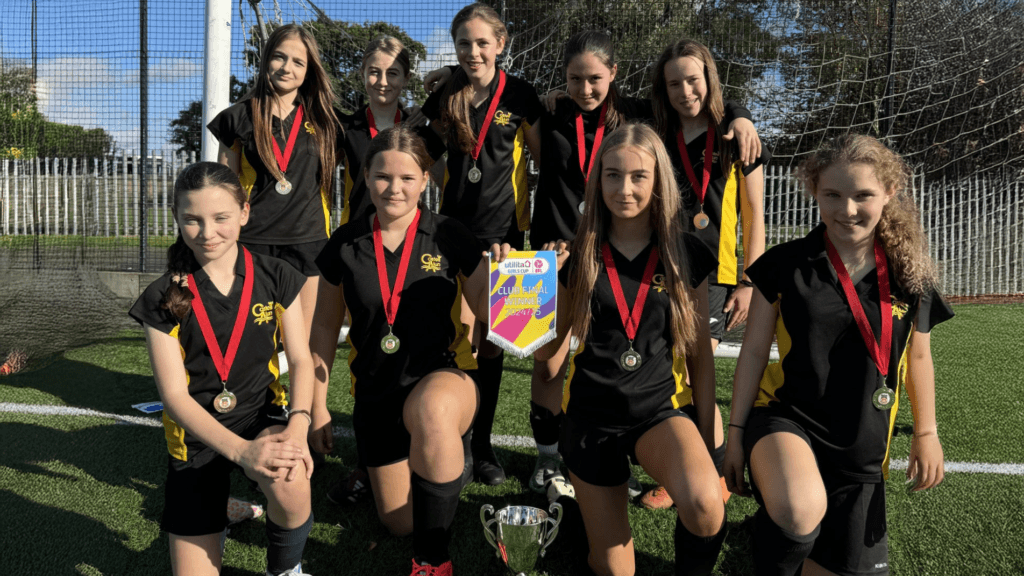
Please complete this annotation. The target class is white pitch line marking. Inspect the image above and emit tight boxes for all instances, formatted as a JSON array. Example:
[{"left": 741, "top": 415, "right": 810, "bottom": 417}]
[{"left": 3, "top": 402, "right": 1021, "bottom": 476}]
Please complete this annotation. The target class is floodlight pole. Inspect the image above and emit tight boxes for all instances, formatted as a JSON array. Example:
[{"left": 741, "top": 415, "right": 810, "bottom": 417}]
[{"left": 202, "top": 0, "right": 232, "bottom": 162}]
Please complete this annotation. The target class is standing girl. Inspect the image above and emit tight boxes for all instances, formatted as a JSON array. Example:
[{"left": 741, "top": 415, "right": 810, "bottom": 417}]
[
  {"left": 643, "top": 38, "right": 771, "bottom": 509},
  {"left": 420, "top": 2, "right": 544, "bottom": 485},
  {"left": 723, "top": 135, "right": 950, "bottom": 576},
  {"left": 310, "top": 126, "right": 502, "bottom": 576},
  {"left": 529, "top": 30, "right": 761, "bottom": 500},
  {"left": 337, "top": 35, "right": 446, "bottom": 227},
  {"left": 208, "top": 24, "right": 341, "bottom": 338},
  {"left": 537, "top": 123, "right": 726, "bottom": 576},
  {"left": 129, "top": 162, "right": 315, "bottom": 576}
]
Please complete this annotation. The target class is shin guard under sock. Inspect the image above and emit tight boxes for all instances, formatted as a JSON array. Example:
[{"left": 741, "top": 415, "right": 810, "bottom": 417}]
[
  {"left": 471, "top": 352, "right": 504, "bottom": 459},
  {"left": 411, "top": 472, "right": 462, "bottom": 566},
  {"left": 266, "top": 512, "right": 313, "bottom": 575},
  {"left": 753, "top": 507, "right": 820, "bottom": 576},
  {"left": 674, "top": 516, "right": 727, "bottom": 576},
  {"left": 529, "top": 400, "right": 563, "bottom": 449}
]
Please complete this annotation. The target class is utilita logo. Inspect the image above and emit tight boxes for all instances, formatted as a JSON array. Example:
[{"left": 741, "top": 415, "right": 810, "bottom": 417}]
[{"left": 498, "top": 258, "right": 549, "bottom": 275}]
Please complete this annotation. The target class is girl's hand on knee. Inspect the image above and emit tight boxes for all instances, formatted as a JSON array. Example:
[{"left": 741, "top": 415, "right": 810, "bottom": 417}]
[
  {"left": 907, "top": 431, "right": 944, "bottom": 491},
  {"left": 237, "top": 433, "right": 302, "bottom": 480},
  {"left": 722, "top": 440, "right": 750, "bottom": 497}
]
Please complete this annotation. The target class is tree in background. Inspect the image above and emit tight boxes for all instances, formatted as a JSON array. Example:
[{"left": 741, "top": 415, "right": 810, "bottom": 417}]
[{"left": 168, "top": 75, "right": 251, "bottom": 154}]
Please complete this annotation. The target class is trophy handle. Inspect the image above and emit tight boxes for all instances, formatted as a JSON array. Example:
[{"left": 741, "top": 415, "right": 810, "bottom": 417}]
[
  {"left": 479, "top": 504, "right": 501, "bottom": 557},
  {"left": 538, "top": 502, "right": 563, "bottom": 558}
]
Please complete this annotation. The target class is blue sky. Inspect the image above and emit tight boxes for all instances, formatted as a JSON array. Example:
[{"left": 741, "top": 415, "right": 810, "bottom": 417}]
[{"left": 0, "top": 0, "right": 462, "bottom": 151}]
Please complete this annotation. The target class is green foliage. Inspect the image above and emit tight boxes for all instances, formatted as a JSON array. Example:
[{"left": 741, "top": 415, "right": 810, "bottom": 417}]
[{"left": 168, "top": 75, "right": 251, "bottom": 154}]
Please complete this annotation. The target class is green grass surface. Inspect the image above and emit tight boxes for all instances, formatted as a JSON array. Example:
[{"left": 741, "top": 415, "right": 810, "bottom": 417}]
[{"left": 1, "top": 304, "right": 1023, "bottom": 574}]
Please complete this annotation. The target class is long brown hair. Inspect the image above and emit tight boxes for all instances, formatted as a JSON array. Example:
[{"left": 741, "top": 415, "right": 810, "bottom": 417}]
[
  {"left": 247, "top": 24, "right": 339, "bottom": 207},
  {"left": 163, "top": 162, "right": 249, "bottom": 320},
  {"left": 567, "top": 123, "right": 700, "bottom": 356},
  {"left": 563, "top": 30, "right": 622, "bottom": 132},
  {"left": 439, "top": 3, "right": 508, "bottom": 154},
  {"left": 796, "top": 134, "right": 938, "bottom": 295},
  {"left": 651, "top": 39, "right": 731, "bottom": 172}
]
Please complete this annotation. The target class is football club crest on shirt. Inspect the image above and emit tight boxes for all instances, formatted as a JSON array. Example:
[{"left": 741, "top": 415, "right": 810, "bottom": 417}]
[
  {"left": 652, "top": 273, "right": 666, "bottom": 293},
  {"left": 421, "top": 254, "right": 442, "bottom": 273},
  {"left": 252, "top": 302, "right": 275, "bottom": 325},
  {"left": 304, "top": 121, "right": 315, "bottom": 135},
  {"left": 487, "top": 251, "right": 558, "bottom": 358},
  {"left": 493, "top": 110, "right": 512, "bottom": 126},
  {"left": 891, "top": 297, "right": 909, "bottom": 319}
]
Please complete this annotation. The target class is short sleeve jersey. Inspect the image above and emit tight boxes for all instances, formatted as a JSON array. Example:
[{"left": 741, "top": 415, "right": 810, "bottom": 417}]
[
  {"left": 422, "top": 71, "right": 543, "bottom": 241},
  {"left": 315, "top": 210, "right": 480, "bottom": 405},
  {"left": 666, "top": 101, "right": 770, "bottom": 285},
  {"left": 745, "top": 224, "right": 955, "bottom": 482},
  {"left": 207, "top": 99, "right": 336, "bottom": 245},
  {"left": 128, "top": 247, "right": 305, "bottom": 467},
  {"left": 559, "top": 234, "right": 717, "bottom": 431},
  {"left": 338, "top": 105, "right": 447, "bottom": 226}
]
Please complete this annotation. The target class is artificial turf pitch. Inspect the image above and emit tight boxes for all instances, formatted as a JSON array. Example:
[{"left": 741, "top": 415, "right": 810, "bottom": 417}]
[{"left": 1, "top": 304, "right": 1022, "bottom": 574}]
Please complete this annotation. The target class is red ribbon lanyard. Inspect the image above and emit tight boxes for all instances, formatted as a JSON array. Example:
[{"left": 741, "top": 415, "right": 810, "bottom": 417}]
[
  {"left": 675, "top": 122, "right": 715, "bottom": 205},
  {"left": 372, "top": 209, "right": 422, "bottom": 326},
  {"left": 576, "top": 100, "right": 608, "bottom": 183},
  {"left": 271, "top": 104, "right": 305, "bottom": 174},
  {"left": 601, "top": 243, "right": 660, "bottom": 341},
  {"left": 187, "top": 247, "right": 255, "bottom": 385},
  {"left": 824, "top": 231, "right": 892, "bottom": 377},
  {"left": 367, "top": 107, "right": 402, "bottom": 139},
  {"left": 471, "top": 70, "right": 507, "bottom": 163}
]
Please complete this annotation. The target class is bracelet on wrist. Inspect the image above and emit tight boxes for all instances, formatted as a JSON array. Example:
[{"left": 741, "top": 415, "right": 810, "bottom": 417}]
[
  {"left": 739, "top": 279, "right": 754, "bottom": 288},
  {"left": 289, "top": 409, "right": 312, "bottom": 426}
]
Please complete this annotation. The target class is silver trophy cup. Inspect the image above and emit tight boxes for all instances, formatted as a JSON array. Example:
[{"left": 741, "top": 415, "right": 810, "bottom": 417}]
[{"left": 480, "top": 503, "right": 563, "bottom": 575}]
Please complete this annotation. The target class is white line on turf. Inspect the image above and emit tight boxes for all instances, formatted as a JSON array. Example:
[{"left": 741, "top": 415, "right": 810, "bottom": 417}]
[{"left": 3, "top": 402, "right": 1021, "bottom": 476}]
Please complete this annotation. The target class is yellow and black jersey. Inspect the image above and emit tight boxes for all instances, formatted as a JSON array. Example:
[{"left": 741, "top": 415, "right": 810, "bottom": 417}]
[
  {"left": 559, "top": 233, "right": 716, "bottom": 431},
  {"left": 207, "top": 99, "right": 338, "bottom": 245},
  {"left": 338, "top": 105, "right": 447, "bottom": 226},
  {"left": 665, "top": 102, "right": 770, "bottom": 286},
  {"left": 421, "top": 71, "right": 543, "bottom": 241},
  {"left": 745, "top": 224, "right": 954, "bottom": 482},
  {"left": 315, "top": 210, "right": 479, "bottom": 403},
  {"left": 129, "top": 247, "right": 305, "bottom": 466}
]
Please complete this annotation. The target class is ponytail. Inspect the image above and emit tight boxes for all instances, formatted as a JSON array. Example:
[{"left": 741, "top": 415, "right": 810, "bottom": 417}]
[{"left": 161, "top": 234, "right": 196, "bottom": 320}]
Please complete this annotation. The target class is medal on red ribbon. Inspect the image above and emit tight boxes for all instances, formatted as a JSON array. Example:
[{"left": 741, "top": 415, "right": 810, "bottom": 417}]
[
  {"left": 676, "top": 122, "right": 715, "bottom": 229},
  {"left": 367, "top": 106, "right": 402, "bottom": 139},
  {"left": 602, "top": 243, "right": 660, "bottom": 371},
  {"left": 373, "top": 209, "right": 421, "bottom": 354},
  {"left": 575, "top": 101, "right": 608, "bottom": 215},
  {"left": 271, "top": 104, "right": 305, "bottom": 195},
  {"left": 187, "top": 247, "right": 255, "bottom": 414},
  {"left": 824, "top": 231, "right": 895, "bottom": 410},
  {"left": 467, "top": 71, "right": 507, "bottom": 184}
]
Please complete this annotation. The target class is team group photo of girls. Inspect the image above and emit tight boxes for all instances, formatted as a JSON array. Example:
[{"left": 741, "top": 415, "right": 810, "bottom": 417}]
[{"left": 128, "top": 3, "right": 955, "bottom": 575}]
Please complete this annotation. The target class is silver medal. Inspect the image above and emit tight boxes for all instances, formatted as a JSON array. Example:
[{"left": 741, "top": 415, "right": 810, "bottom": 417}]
[
  {"left": 214, "top": 383, "right": 237, "bottom": 414},
  {"left": 620, "top": 348, "right": 642, "bottom": 371},
  {"left": 275, "top": 180, "right": 292, "bottom": 195},
  {"left": 468, "top": 165, "right": 482, "bottom": 183},
  {"left": 578, "top": 201, "right": 586, "bottom": 214}
]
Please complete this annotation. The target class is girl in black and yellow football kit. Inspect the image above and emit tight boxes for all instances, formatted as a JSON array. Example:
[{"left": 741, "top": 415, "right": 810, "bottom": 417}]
[
  {"left": 208, "top": 24, "right": 341, "bottom": 338},
  {"left": 310, "top": 126, "right": 505, "bottom": 576},
  {"left": 641, "top": 38, "right": 771, "bottom": 509},
  {"left": 337, "top": 36, "right": 446, "bottom": 227},
  {"left": 537, "top": 123, "right": 725, "bottom": 576},
  {"left": 130, "top": 162, "right": 315, "bottom": 576},
  {"left": 420, "top": 3, "right": 544, "bottom": 486},
  {"left": 529, "top": 30, "right": 762, "bottom": 501},
  {"left": 723, "top": 135, "right": 951, "bottom": 576}
]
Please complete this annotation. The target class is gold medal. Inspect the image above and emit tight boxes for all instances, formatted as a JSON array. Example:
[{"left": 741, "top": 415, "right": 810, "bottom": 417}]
[
  {"left": 214, "top": 383, "right": 237, "bottom": 414},
  {"left": 275, "top": 180, "right": 292, "bottom": 195},
  {"left": 693, "top": 211, "right": 709, "bottom": 230},
  {"left": 468, "top": 164, "right": 482, "bottom": 183}
]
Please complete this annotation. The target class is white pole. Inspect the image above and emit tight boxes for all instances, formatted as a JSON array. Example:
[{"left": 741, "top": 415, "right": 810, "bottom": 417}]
[
  {"left": 202, "top": 0, "right": 232, "bottom": 162},
  {"left": 2, "top": 159, "right": 8, "bottom": 236}
]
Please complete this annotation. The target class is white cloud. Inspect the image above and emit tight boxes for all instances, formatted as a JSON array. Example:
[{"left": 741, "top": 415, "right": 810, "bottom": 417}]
[{"left": 418, "top": 26, "right": 457, "bottom": 77}]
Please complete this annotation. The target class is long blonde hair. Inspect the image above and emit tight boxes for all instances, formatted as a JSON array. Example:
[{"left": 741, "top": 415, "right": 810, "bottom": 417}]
[
  {"left": 651, "top": 39, "right": 731, "bottom": 172},
  {"left": 439, "top": 3, "right": 508, "bottom": 154},
  {"left": 567, "top": 123, "right": 700, "bottom": 356},
  {"left": 797, "top": 134, "right": 938, "bottom": 295},
  {"left": 247, "top": 24, "right": 340, "bottom": 206}
]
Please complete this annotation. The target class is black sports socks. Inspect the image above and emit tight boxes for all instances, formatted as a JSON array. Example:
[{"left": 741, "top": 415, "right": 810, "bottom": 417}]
[
  {"left": 411, "top": 472, "right": 462, "bottom": 566},
  {"left": 529, "top": 400, "right": 563, "bottom": 447},
  {"left": 753, "top": 507, "right": 820, "bottom": 576},
  {"left": 674, "top": 516, "right": 727, "bottom": 576},
  {"left": 266, "top": 512, "right": 313, "bottom": 575}
]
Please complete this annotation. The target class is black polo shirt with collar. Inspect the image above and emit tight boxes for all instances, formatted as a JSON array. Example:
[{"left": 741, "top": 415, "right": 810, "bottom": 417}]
[
  {"left": 208, "top": 99, "right": 339, "bottom": 245},
  {"left": 559, "top": 233, "right": 716, "bottom": 431},
  {"left": 665, "top": 100, "right": 770, "bottom": 286},
  {"left": 315, "top": 209, "right": 481, "bottom": 404},
  {"left": 745, "top": 224, "right": 954, "bottom": 482},
  {"left": 422, "top": 70, "right": 543, "bottom": 241},
  {"left": 338, "top": 104, "right": 447, "bottom": 226},
  {"left": 129, "top": 246, "right": 305, "bottom": 467},
  {"left": 533, "top": 98, "right": 754, "bottom": 247}
]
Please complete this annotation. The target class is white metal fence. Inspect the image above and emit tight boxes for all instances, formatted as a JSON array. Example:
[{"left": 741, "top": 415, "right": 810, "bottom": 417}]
[{"left": 1, "top": 156, "right": 1020, "bottom": 296}]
